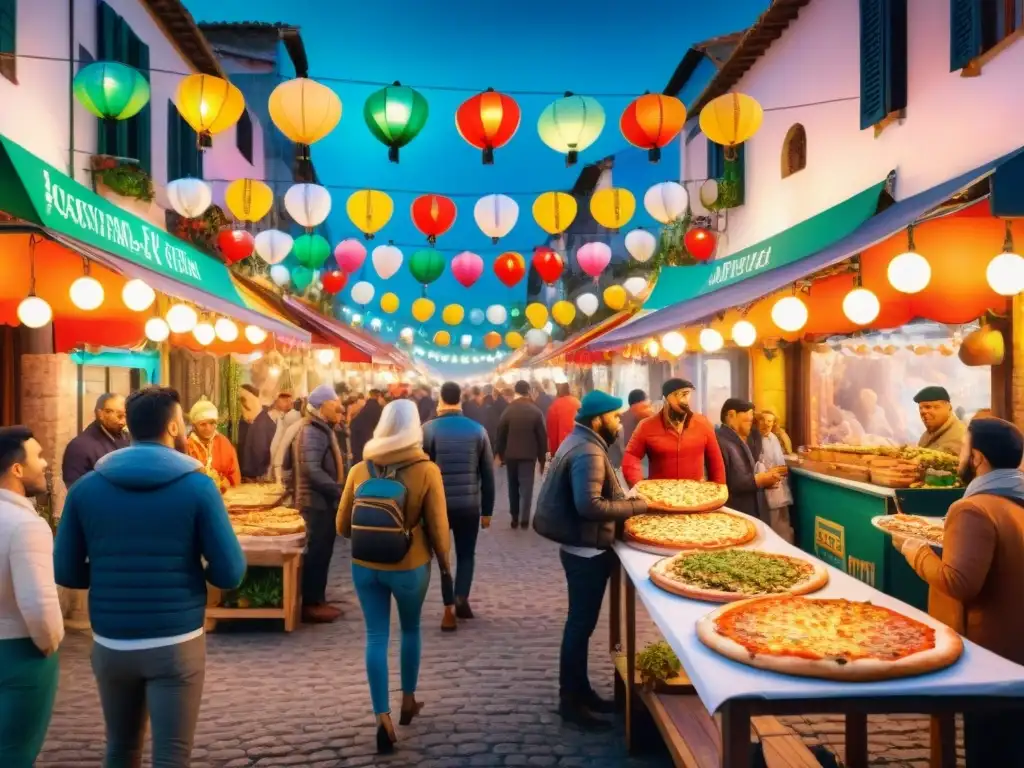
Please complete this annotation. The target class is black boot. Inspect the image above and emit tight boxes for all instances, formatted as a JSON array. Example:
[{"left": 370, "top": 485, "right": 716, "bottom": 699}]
[
  {"left": 584, "top": 689, "right": 616, "bottom": 715},
  {"left": 511, "top": 519, "right": 519, "bottom": 529},
  {"left": 558, "top": 696, "right": 613, "bottom": 732}
]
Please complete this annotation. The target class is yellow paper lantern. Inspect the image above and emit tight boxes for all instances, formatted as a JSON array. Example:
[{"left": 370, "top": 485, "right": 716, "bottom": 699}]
[
  {"left": 551, "top": 300, "right": 576, "bottom": 327},
  {"left": 411, "top": 297, "right": 435, "bottom": 323},
  {"left": 532, "top": 191, "right": 578, "bottom": 236},
  {"left": 442, "top": 304, "right": 465, "bottom": 325},
  {"left": 268, "top": 77, "right": 342, "bottom": 147},
  {"left": 505, "top": 331, "right": 524, "bottom": 350},
  {"left": 699, "top": 93, "right": 764, "bottom": 153},
  {"left": 174, "top": 74, "right": 246, "bottom": 145},
  {"left": 603, "top": 284, "right": 627, "bottom": 311},
  {"left": 525, "top": 302, "right": 549, "bottom": 329},
  {"left": 380, "top": 292, "right": 400, "bottom": 314},
  {"left": 346, "top": 189, "right": 394, "bottom": 239},
  {"left": 224, "top": 179, "right": 274, "bottom": 223},
  {"left": 484, "top": 331, "right": 502, "bottom": 349},
  {"left": 433, "top": 330, "right": 451, "bottom": 347},
  {"left": 589, "top": 187, "right": 636, "bottom": 232}
]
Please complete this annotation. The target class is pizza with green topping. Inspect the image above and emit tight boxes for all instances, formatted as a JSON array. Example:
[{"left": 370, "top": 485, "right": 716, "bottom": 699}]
[{"left": 649, "top": 549, "right": 829, "bottom": 602}]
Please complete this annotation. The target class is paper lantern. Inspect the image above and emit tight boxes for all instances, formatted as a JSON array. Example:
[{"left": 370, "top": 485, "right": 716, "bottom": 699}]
[
  {"left": 552, "top": 300, "right": 576, "bottom": 327},
  {"left": 166, "top": 303, "right": 198, "bottom": 333},
  {"left": 494, "top": 251, "right": 526, "bottom": 287},
  {"left": 537, "top": 92, "right": 605, "bottom": 165},
  {"left": 525, "top": 303, "right": 549, "bottom": 329},
  {"left": 731, "top": 320, "right": 757, "bottom": 348},
  {"left": 216, "top": 229, "right": 254, "bottom": 264},
  {"left": 620, "top": 92, "right": 686, "bottom": 162},
  {"left": 442, "top": 304, "right": 465, "bottom": 326},
  {"left": 245, "top": 325, "right": 268, "bottom": 344},
  {"left": 412, "top": 297, "right": 436, "bottom": 323},
  {"left": 623, "top": 276, "right": 647, "bottom": 298},
  {"left": 484, "top": 331, "right": 502, "bottom": 349},
  {"left": 371, "top": 242, "right": 403, "bottom": 279},
  {"left": 532, "top": 247, "right": 564, "bottom": 284},
  {"left": 364, "top": 81, "right": 429, "bottom": 162},
  {"left": 455, "top": 87, "right": 521, "bottom": 164},
  {"left": 486, "top": 304, "right": 507, "bottom": 325},
  {"left": 270, "top": 265, "right": 290, "bottom": 287},
  {"left": 644, "top": 182, "right": 688, "bottom": 225},
  {"left": 603, "top": 285, "right": 627, "bottom": 311},
  {"left": 469, "top": 308, "right": 485, "bottom": 325},
  {"left": 409, "top": 249, "right": 446, "bottom": 286},
  {"left": 333, "top": 239, "right": 367, "bottom": 274},
  {"left": 474, "top": 194, "right": 519, "bottom": 243},
  {"left": 17, "top": 295, "right": 52, "bottom": 328},
  {"left": 167, "top": 178, "right": 212, "bottom": 219},
  {"left": 685, "top": 227, "right": 717, "bottom": 261},
  {"left": 268, "top": 77, "right": 342, "bottom": 158},
  {"left": 351, "top": 280, "right": 375, "bottom": 306},
  {"left": 532, "top": 191, "right": 578, "bottom": 236},
  {"left": 411, "top": 194, "right": 457, "bottom": 244},
  {"left": 505, "top": 331, "right": 524, "bottom": 349},
  {"left": 321, "top": 270, "right": 347, "bottom": 294},
  {"left": 625, "top": 228, "right": 657, "bottom": 263},
  {"left": 452, "top": 251, "right": 484, "bottom": 288},
  {"left": 590, "top": 188, "right": 636, "bottom": 231},
  {"left": 215, "top": 318, "right": 239, "bottom": 342},
  {"left": 577, "top": 242, "right": 611, "bottom": 278},
  {"left": 576, "top": 292, "right": 599, "bottom": 317},
  {"left": 285, "top": 184, "right": 332, "bottom": 229},
  {"left": 376, "top": 292, "right": 397, "bottom": 314},
  {"left": 347, "top": 190, "right": 393, "bottom": 239},
  {"left": 193, "top": 320, "right": 216, "bottom": 346},
  {"left": 399, "top": 327, "right": 414, "bottom": 342},
  {"left": 74, "top": 61, "right": 150, "bottom": 121},
  {"left": 254, "top": 229, "right": 293, "bottom": 265},
  {"left": 526, "top": 329, "right": 549, "bottom": 350},
  {"left": 699, "top": 93, "right": 764, "bottom": 155},
  {"left": 460, "top": 334, "right": 473, "bottom": 349},
  {"left": 122, "top": 279, "right": 155, "bottom": 312},
  {"left": 225, "top": 179, "right": 273, "bottom": 223},
  {"left": 986, "top": 247, "right": 1024, "bottom": 296},
  {"left": 293, "top": 234, "right": 331, "bottom": 268},
  {"left": 434, "top": 330, "right": 451, "bottom": 347},
  {"left": 771, "top": 295, "right": 809, "bottom": 333},
  {"left": 842, "top": 287, "right": 881, "bottom": 325},
  {"left": 290, "top": 266, "right": 315, "bottom": 292},
  {"left": 661, "top": 331, "right": 686, "bottom": 357},
  {"left": 699, "top": 328, "right": 724, "bottom": 353},
  {"left": 175, "top": 74, "right": 245, "bottom": 146},
  {"left": 145, "top": 317, "right": 170, "bottom": 342},
  {"left": 888, "top": 251, "right": 931, "bottom": 294}
]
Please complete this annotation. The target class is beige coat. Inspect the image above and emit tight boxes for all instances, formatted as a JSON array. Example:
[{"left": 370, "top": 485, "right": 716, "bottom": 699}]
[{"left": 918, "top": 414, "right": 966, "bottom": 455}]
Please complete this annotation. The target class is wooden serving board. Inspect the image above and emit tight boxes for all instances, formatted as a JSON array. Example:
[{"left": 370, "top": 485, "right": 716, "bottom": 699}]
[{"left": 797, "top": 458, "right": 873, "bottom": 483}]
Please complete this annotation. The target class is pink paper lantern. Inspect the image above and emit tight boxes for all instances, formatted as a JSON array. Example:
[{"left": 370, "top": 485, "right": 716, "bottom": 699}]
[
  {"left": 334, "top": 238, "right": 367, "bottom": 274},
  {"left": 451, "top": 250, "right": 484, "bottom": 288},
  {"left": 576, "top": 241, "right": 612, "bottom": 278}
]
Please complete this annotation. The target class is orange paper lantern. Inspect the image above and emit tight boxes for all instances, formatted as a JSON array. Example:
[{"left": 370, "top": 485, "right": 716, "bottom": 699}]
[
  {"left": 619, "top": 92, "right": 686, "bottom": 162},
  {"left": 455, "top": 88, "right": 521, "bottom": 164}
]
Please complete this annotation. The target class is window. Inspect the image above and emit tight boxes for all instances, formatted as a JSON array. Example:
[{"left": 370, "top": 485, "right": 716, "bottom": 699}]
[
  {"left": 96, "top": 2, "right": 151, "bottom": 173},
  {"left": 782, "top": 124, "right": 807, "bottom": 178},
  {"left": 167, "top": 100, "right": 202, "bottom": 180},
  {"left": 859, "top": 0, "right": 907, "bottom": 130},
  {"left": 951, "top": 0, "right": 1022, "bottom": 71},
  {"left": 0, "top": 0, "right": 16, "bottom": 84},
  {"left": 236, "top": 109, "right": 254, "bottom": 165},
  {"left": 706, "top": 140, "right": 746, "bottom": 207}
]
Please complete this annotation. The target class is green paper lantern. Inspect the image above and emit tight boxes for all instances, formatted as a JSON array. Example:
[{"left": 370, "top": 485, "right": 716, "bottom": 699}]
[
  {"left": 293, "top": 234, "right": 331, "bottom": 268},
  {"left": 291, "top": 266, "right": 315, "bottom": 292},
  {"left": 364, "top": 81, "right": 429, "bottom": 163},
  {"left": 73, "top": 61, "right": 151, "bottom": 121},
  {"left": 409, "top": 248, "right": 445, "bottom": 286}
]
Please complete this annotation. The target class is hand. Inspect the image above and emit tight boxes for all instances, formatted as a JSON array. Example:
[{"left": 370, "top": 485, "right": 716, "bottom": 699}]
[
  {"left": 891, "top": 533, "right": 908, "bottom": 552},
  {"left": 773, "top": 465, "right": 789, "bottom": 477},
  {"left": 756, "top": 471, "right": 781, "bottom": 489},
  {"left": 481, "top": 516, "right": 491, "bottom": 530}
]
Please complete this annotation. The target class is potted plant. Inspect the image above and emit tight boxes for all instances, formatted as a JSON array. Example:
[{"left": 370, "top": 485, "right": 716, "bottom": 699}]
[
  {"left": 635, "top": 641, "right": 683, "bottom": 692},
  {"left": 91, "top": 155, "right": 154, "bottom": 203}
]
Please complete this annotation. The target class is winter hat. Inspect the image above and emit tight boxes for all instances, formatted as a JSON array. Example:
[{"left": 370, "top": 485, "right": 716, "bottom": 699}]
[
  {"left": 308, "top": 383, "right": 339, "bottom": 409},
  {"left": 189, "top": 399, "right": 218, "bottom": 424},
  {"left": 662, "top": 378, "right": 695, "bottom": 398},
  {"left": 575, "top": 390, "right": 624, "bottom": 424}
]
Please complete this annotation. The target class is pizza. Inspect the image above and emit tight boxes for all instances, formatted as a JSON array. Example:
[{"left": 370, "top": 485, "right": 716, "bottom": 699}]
[
  {"left": 231, "top": 507, "right": 306, "bottom": 537},
  {"left": 650, "top": 549, "right": 828, "bottom": 602},
  {"left": 634, "top": 479, "right": 729, "bottom": 512},
  {"left": 697, "top": 595, "right": 963, "bottom": 681},
  {"left": 874, "top": 515, "right": 944, "bottom": 546},
  {"left": 624, "top": 512, "right": 756, "bottom": 552}
]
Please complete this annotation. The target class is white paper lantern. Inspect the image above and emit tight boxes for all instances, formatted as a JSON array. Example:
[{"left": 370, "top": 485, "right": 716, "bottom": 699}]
[
  {"left": 245, "top": 325, "right": 268, "bottom": 344},
  {"left": 645, "top": 339, "right": 660, "bottom": 357},
  {"left": 167, "top": 178, "right": 212, "bottom": 219},
  {"left": 623, "top": 276, "right": 648, "bottom": 298},
  {"left": 121, "top": 279, "right": 155, "bottom": 312},
  {"left": 371, "top": 243, "right": 403, "bottom": 280},
  {"left": 771, "top": 295, "right": 809, "bottom": 332},
  {"left": 699, "top": 327, "right": 724, "bottom": 353},
  {"left": 643, "top": 181, "right": 689, "bottom": 225},
  {"left": 576, "top": 292, "right": 599, "bottom": 317},
  {"left": 842, "top": 287, "right": 881, "bottom": 326},
  {"left": 474, "top": 194, "right": 519, "bottom": 243},
  {"left": 986, "top": 252, "right": 1024, "bottom": 297},
  {"left": 214, "top": 317, "right": 239, "bottom": 342},
  {"left": 526, "top": 329, "right": 549, "bottom": 349},
  {"left": 887, "top": 251, "right": 931, "bottom": 294},
  {"left": 166, "top": 303, "right": 198, "bottom": 333},
  {"left": 400, "top": 327, "right": 414, "bottom": 342},
  {"left": 270, "top": 265, "right": 291, "bottom": 287},
  {"left": 369, "top": 317, "right": 382, "bottom": 331},
  {"left": 625, "top": 228, "right": 657, "bottom": 263},
  {"left": 731, "top": 320, "right": 757, "bottom": 348},
  {"left": 284, "top": 183, "right": 332, "bottom": 228},
  {"left": 460, "top": 334, "right": 472, "bottom": 349},
  {"left": 317, "top": 349, "right": 336, "bottom": 365},
  {"left": 661, "top": 331, "right": 686, "bottom": 357},
  {"left": 17, "top": 295, "right": 52, "bottom": 328},
  {"left": 254, "top": 229, "right": 294, "bottom": 265},
  {"left": 486, "top": 304, "right": 508, "bottom": 325},
  {"left": 193, "top": 321, "right": 216, "bottom": 346},
  {"left": 469, "top": 308, "right": 485, "bottom": 326},
  {"left": 350, "top": 280, "right": 375, "bottom": 306},
  {"left": 69, "top": 275, "right": 104, "bottom": 311},
  {"left": 145, "top": 317, "right": 170, "bottom": 342}
]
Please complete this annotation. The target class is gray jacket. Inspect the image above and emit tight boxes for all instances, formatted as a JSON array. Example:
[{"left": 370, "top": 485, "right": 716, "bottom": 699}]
[
  {"left": 285, "top": 418, "right": 342, "bottom": 512},
  {"left": 716, "top": 425, "right": 769, "bottom": 522}
]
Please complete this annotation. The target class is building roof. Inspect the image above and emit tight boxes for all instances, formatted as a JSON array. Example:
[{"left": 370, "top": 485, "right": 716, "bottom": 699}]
[
  {"left": 140, "top": 0, "right": 226, "bottom": 78},
  {"left": 662, "top": 30, "right": 745, "bottom": 96},
  {"left": 197, "top": 21, "right": 309, "bottom": 77}
]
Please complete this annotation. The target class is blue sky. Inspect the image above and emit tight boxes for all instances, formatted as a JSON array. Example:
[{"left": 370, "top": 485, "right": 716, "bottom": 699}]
[{"left": 185, "top": 0, "right": 767, "bottom": 373}]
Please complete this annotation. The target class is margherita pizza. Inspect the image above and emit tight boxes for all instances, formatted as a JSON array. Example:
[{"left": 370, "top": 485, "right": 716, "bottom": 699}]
[
  {"left": 650, "top": 550, "right": 828, "bottom": 602},
  {"left": 634, "top": 479, "right": 729, "bottom": 512},
  {"left": 624, "top": 512, "right": 756, "bottom": 553},
  {"left": 696, "top": 595, "right": 963, "bottom": 681}
]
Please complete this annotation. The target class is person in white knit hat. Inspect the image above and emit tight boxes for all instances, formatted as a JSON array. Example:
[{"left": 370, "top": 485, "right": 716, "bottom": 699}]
[{"left": 186, "top": 399, "right": 240, "bottom": 492}]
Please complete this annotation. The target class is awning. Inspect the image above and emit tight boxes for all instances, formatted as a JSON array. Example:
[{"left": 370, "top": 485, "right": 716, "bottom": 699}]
[
  {"left": 283, "top": 295, "right": 411, "bottom": 367},
  {"left": 531, "top": 309, "right": 640, "bottom": 366}
]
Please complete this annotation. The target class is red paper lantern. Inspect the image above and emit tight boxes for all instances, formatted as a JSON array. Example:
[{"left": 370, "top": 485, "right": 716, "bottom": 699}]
[
  {"left": 685, "top": 227, "right": 717, "bottom": 261},
  {"left": 217, "top": 229, "right": 254, "bottom": 265},
  {"left": 455, "top": 87, "right": 521, "bottom": 164},
  {"left": 321, "top": 269, "right": 348, "bottom": 294},
  {"left": 620, "top": 92, "right": 686, "bottom": 163},
  {"left": 532, "top": 247, "right": 564, "bottom": 284},
  {"left": 410, "top": 194, "right": 457, "bottom": 244},
  {"left": 494, "top": 251, "right": 526, "bottom": 287}
]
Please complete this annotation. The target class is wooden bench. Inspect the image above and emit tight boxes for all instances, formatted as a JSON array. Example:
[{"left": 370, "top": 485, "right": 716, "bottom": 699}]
[{"left": 205, "top": 548, "right": 303, "bottom": 632}]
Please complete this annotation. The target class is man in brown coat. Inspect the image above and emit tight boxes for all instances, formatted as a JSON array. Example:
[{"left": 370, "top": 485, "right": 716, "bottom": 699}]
[{"left": 894, "top": 417, "right": 1024, "bottom": 767}]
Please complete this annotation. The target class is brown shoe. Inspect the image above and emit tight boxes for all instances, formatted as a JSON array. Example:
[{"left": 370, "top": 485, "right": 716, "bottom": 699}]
[
  {"left": 441, "top": 606, "right": 458, "bottom": 632},
  {"left": 302, "top": 604, "right": 341, "bottom": 623},
  {"left": 455, "top": 598, "right": 475, "bottom": 620}
]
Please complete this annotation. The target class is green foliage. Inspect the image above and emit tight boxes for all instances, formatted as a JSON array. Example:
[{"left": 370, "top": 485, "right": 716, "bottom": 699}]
[
  {"left": 635, "top": 641, "right": 681, "bottom": 688},
  {"left": 652, "top": 214, "right": 697, "bottom": 270},
  {"left": 218, "top": 356, "right": 242, "bottom": 444},
  {"left": 100, "top": 163, "right": 154, "bottom": 202},
  {"left": 223, "top": 567, "right": 283, "bottom": 609}
]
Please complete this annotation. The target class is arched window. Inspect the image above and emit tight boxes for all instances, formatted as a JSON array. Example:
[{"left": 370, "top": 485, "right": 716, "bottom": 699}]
[{"left": 782, "top": 124, "right": 807, "bottom": 178}]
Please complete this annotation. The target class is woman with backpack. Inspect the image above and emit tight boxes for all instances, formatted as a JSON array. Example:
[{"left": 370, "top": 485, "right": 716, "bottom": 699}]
[{"left": 336, "top": 399, "right": 451, "bottom": 754}]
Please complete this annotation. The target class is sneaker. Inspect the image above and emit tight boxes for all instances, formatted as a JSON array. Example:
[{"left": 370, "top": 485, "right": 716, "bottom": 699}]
[
  {"left": 455, "top": 598, "right": 475, "bottom": 620},
  {"left": 557, "top": 698, "right": 613, "bottom": 733}
]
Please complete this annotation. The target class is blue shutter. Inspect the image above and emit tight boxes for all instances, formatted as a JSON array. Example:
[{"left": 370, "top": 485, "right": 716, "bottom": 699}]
[
  {"left": 885, "top": 0, "right": 908, "bottom": 115},
  {"left": 706, "top": 140, "right": 725, "bottom": 179},
  {"left": 0, "top": 0, "right": 17, "bottom": 55},
  {"left": 950, "top": 0, "right": 982, "bottom": 71},
  {"left": 860, "top": 0, "right": 908, "bottom": 130},
  {"left": 732, "top": 143, "right": 746, "bottom": 206},
  {"left": 134, "top": 40, "right": 151, "bottom": 174},
  {"left": 167, "top": 101, "right": 181, "bottom": 181}
]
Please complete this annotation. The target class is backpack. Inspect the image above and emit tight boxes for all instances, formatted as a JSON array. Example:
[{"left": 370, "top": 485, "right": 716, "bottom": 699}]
[{"left": 350, "top": 459, "right": 427, "bottom": 564}]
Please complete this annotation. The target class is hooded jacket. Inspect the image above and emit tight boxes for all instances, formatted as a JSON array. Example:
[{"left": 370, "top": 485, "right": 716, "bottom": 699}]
[{"left": 53, "top": 444, "right": 246, "bottom": 640}]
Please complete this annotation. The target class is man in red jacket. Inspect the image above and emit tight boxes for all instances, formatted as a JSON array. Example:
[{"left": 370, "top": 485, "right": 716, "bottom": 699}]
[
  {"left": 622, "top": 378, "right": 726, "bottom": 487},
  {"left": 546, "top": 383, "right": 581, "bottom": 456}
]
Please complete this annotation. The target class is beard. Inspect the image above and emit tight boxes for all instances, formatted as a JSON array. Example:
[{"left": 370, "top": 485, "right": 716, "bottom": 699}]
[
  {"left": 667, "top": 401, "right": 691, "bottom": 424},
  {"left": 598, "top": 424, "right": 620, "bottom": 446},
  {"left": 173, "top": 432, "right": 188, "bottom": 454},
  {"left": 958, "top": 458, "right": 977, "bottom": 486}
]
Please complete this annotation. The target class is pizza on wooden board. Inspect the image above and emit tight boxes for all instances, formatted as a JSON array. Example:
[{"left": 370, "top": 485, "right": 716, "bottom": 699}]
[
  {"left": 696, "top": 595, "right": 963, "bottom": 681},
  {"left": 624, "top": 512, "right": 757, "bottom": 551},
  {"left": 650, "top": 549, "right": 828, "bottom": 602},
  {"left": 634, "top": 479, "right": 729, "bottom": 512}
]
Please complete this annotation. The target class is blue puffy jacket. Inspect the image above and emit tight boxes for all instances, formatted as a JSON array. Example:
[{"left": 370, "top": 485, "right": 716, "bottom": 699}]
[
  {"left": 422, "top": 410, "right": 495, "bottom": 519},
  {"left": 54, "top": 443, "right": 246, "bottom": 640}
]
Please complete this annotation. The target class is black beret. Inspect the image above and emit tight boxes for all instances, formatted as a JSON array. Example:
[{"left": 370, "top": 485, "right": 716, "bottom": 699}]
[
  {"left": 913, "top": 386, "right": 951, "bottom": 403},
  {"left": 662, "top": 378, "right": 695, "bottom": 398}
]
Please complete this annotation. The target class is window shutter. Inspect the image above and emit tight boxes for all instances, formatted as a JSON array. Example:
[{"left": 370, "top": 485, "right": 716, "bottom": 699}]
[
  {"left": 950, "top": 0, "right": 982, "bottom": 71},
  {"left": 859, "top": 0, "right": 886, "bottom": 129},
  {"left": 0, "top": 0, "right": 17, "bottom": 55},
  {"left": 167, "top": 101, "right": 181, "bottom": 181},
  {"left": 96, "top": 2, "right": 118, "bottom": 155},
  {"left": 733, "top": 143, "right": 746, "bottom": 206},
  {"left": 134, "top": 40, "right": 151, "bottom": 174},
  {"left": 884, "top": 0, "right": 908, "bottom": 115},
  {"left": 706, "top": 140, "right": 725, "bottom": 179}
]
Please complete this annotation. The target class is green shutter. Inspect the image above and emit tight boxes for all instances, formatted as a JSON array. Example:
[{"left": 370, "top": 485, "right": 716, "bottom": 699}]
[
  {"left": 0, "top": 0, "right": 17, "bottom": 55},
  {"left": 706, "top": 140, "right": 725, "bottom": 179},
  {"left": 950, "top": 0, "right": 982, "bottom": 71},
  {"left": 167, "top": 101, "right": 180, "bottom": 180},
  {"left": 860, "top": 0, "right": 886, "bottom": 129},
  {"left": 732, "top": 143, "right": 746, "bottom": 206},
  {"left": 96, "top": 2, "right": 118, "bottom": 155},
  {"left": 134, "top": 40, "right": 151, "bottom": 174}
]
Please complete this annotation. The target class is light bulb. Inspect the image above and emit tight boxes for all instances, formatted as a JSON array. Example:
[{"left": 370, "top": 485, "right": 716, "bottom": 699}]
[
  {"left": 842, "top": 287, "right": 880, "bottom": 326},
  {"left": 986, "top": 252, "right": 1024, "bottom": 297},
  {"left": 69, "top": 275, "right": 104, "bottom": 310},
  {"left": 121, "top": 279, "right": 155, "bottom": 312},
  {"left": 731, "top": 320, "right": 757, "bottom": 348},
  {"left": 661, "top": 331, "right": 686, "bottom": 357},
  {"left": 244, "top": 325, "right": 268, "bottom": 344},
  {"left": 400, "top": 327, "right": 414, "bottom": 341},
  {"left": 645, "top": 339, "right": 660, "bottom": 357},
  {"left": 699, "top": 328, "right": 724, "bottom": 353},
  {"left": 193, "top": 321, "right": 216, "bottom": 346},
  {"left": 887, "top": 252, "right": 931, "bottom": 294},
  {"left": 268, "top": 364, "right": 281, "bottom": 377},
  {"left": 317, "top": 348, "right": 335, "bottom": 365},
  {"left": 214, "top": 317, "right": 239, "bottom": 342},
  {"left": 771, "top": 296, "right": 809, "bottom": 333},
  {"left": 17, "top": 295, "right": 52, "bottom": 328},
  {"left": 166, "top": 303, "right": 198, "bottom": 333},
  {"left": 145, "top": 317, "right": 170, "bottom": 342}
]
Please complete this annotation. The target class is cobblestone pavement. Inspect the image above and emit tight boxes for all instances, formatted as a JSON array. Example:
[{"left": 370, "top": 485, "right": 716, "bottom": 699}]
[{"left": 39, "top": 478, "right": 962, "bottom": 767}]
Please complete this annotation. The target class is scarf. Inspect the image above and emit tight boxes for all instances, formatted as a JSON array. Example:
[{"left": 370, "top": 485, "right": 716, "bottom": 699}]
[
  {"left": 437, "top": 403, "right": 462, "bottom": 416},
  {"left": 963, "top": 468, "right": 1024, "bottom": 503}
]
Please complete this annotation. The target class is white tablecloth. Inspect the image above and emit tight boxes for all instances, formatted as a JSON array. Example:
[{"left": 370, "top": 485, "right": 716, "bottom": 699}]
[{"left": 614, "top": 509, "right": 1024, "bottom": 713}]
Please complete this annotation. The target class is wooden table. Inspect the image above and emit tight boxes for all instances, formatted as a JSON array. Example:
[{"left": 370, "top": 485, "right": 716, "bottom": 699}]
[{"left": 205, "top": 547, "right": 303, "bottom": 632}]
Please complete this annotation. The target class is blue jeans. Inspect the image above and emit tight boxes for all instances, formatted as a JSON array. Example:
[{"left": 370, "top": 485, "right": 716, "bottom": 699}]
[
  {"left": 559, "top": 549, "right": 615, "bottom": 698},
  {"left": 352, "top": 563, "right": 431, "bottom": 715}
]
